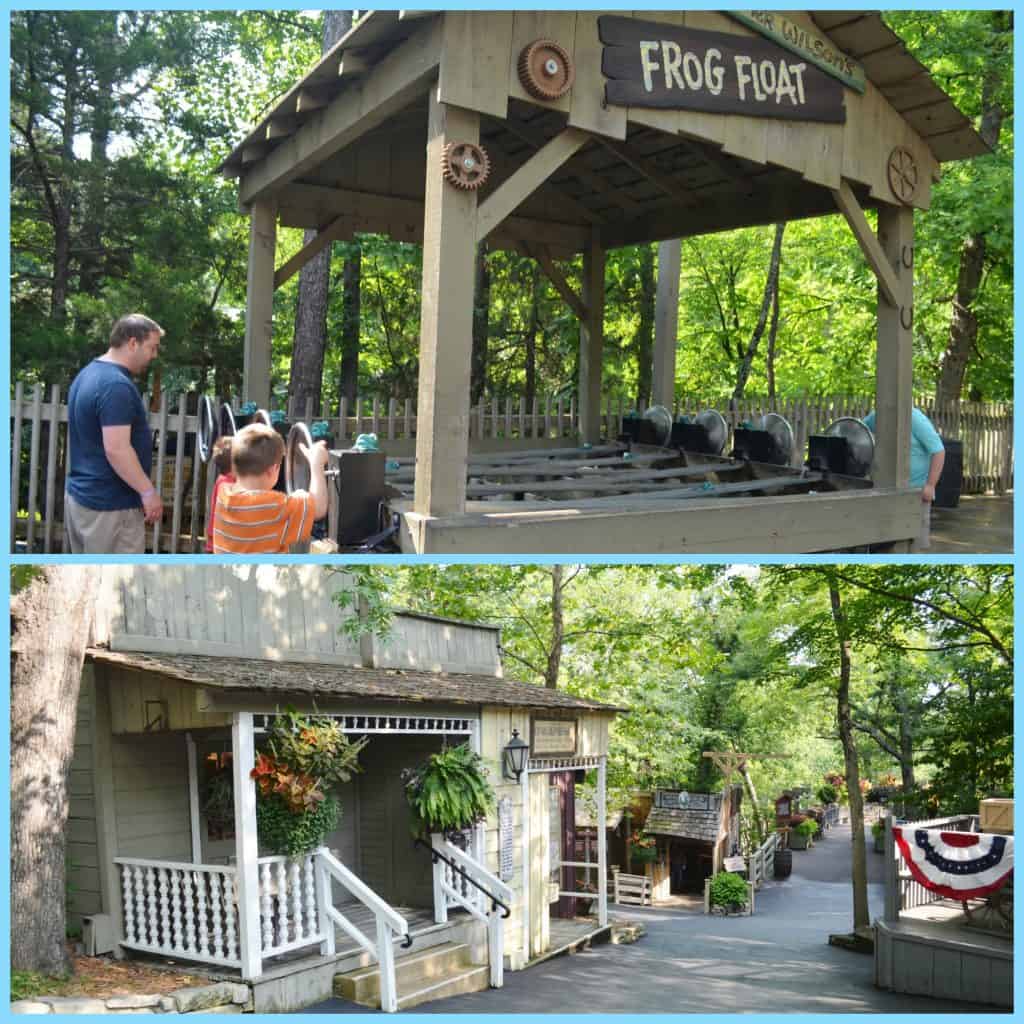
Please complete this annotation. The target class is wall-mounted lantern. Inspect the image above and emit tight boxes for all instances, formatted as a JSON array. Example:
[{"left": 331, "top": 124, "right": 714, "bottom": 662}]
[{"left": 503, "top": 729, "right": 529, "bottom": 783}]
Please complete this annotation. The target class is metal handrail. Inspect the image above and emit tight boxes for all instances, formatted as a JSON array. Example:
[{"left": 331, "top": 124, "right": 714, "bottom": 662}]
[{"left": 414, "top": 838, "right": 511, "bottom": 918}]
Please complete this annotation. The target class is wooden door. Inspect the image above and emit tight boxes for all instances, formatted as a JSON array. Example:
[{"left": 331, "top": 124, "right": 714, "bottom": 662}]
[{"left": 549, "top": 772, "right": 577, "bottom": 919}]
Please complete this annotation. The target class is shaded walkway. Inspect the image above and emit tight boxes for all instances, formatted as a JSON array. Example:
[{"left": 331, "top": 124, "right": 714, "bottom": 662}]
[{"left": 308, "top": 823, "right": 996, "bottom": 1013}]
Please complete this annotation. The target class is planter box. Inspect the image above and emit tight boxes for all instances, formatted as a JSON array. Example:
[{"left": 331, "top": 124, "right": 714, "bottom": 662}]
[
  {"left": 790, "top": 833, "right": 813, "bottom": 850},
  {"left": 703, "top": 877, "right": 755, "bottom": 916}
]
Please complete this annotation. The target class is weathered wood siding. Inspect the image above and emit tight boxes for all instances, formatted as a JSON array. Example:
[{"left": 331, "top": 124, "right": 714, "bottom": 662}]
[
  {"left": 106, "top": 665, "right": 229, "bottom": 734},
  {"left": 67, "top": 665, "right": 102, "bottom": 929},
  {"left": 113, "top": 732, "right": 192, "bottom": 862},
  {"left": 375, "top": 613, "right": 501, "bottom": 675}
]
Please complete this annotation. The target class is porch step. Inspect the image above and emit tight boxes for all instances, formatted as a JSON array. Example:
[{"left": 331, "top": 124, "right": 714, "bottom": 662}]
[{"left": 334, "top": 941, "right": 489, "bottom": 1010}]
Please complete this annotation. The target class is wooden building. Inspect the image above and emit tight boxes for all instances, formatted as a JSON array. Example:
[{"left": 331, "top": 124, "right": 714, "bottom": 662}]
[
  {"left": 222, "top": 11, "right": 986, "bottom": 553},
  {"left": 644, "top": 785, "right": 743, "bottom": 893},
  {"left": 68, "top": 566, "right": 621, "bottom": 1011}
]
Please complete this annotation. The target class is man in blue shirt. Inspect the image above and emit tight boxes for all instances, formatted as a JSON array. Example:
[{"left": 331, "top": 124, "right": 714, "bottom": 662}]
[
  {"left": 64, "top": 314, "right": 164, "bottom": 553},
  {"left": 863, "top": 407, "right": 946, "bottom": 548}
]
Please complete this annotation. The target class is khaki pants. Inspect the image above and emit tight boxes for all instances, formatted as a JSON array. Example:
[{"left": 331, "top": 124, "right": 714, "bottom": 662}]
[
  {"left": 918, "top": 500, "right": 932, "bottom": 550},
  {"left": 64, "top": 492, "right": 146, "bottom": 554}
]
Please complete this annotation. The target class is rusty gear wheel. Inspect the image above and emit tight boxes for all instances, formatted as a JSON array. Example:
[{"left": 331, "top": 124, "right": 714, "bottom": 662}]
[
  {"left": 441, "top": 141, "right": 490, "bottom": 191},
  {"left": 518, "top": 38, "right": 575, "bottom": 101},
  {"left": 887, "top": 146, "right": 919, "bottom": 204}
]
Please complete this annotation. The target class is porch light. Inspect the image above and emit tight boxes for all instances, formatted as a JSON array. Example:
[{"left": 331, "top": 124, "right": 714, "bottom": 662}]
[{"left": 503, "top": 730, "right": 529, "bottom": 782}]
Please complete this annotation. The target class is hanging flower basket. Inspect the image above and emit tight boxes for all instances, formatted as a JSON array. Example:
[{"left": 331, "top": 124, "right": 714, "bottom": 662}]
[{"left": 402, "top": 743, "right": 496, "bottom": 839}]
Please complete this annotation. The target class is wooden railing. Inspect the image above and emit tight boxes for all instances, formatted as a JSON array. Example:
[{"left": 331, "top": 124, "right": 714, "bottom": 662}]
[
  {"left": 429, "top": 834, "right": 512, "bottom": 990},
  {"left": 316, "top": 847, "right": 410, "bottom": 1013},
  {"left": 115, "top": 858, "right": 241, "bottom": 968},
  {"left": 12, "top": 384, "right": 1013, "bottom": 552},
  {"left": 748, "top": 831, "right": 780, "bottom": 889},
  {"left": 257, "top": 853, "right": 323, "bottom": 959},
  {"left": 610, "top": 868, "right": 652, "bottom": 906}
]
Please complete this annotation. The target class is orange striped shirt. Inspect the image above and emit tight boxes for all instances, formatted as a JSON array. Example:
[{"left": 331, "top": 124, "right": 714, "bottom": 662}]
[{"left": 212, "top": 485, "right": 315, "bottom": 554}]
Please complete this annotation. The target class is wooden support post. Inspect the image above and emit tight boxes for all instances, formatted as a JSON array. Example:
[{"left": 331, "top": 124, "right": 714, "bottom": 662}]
[
  {"left": 883, "top": 812, "right": 898, "bottom": 924},
  {"left": 875, "top": 203, "right": 914, "bottom": 489},
  {"left": 520, "top": 768, "right": 531, "bottom": 965},
  {"left": 578, "top": 229, "right": 605, "bottom": 445},
  {"left": 653, "top": 239, "right": 681, "bottom": 409},
  {"left": 92, "top": 669, "right": 125, "bottom": 957},
  {"left": 376, "top": 916, "right": 398, "bottom": 1013},
  {"left": 243, "top": 200, "right": 276, "bottom": 409},
  {"left": 597, "top": 757, "right": 608, "bottom": 926},
  {"left": 431, "top": 833, "right": 448, "bottom": 924},
  {"left": 315, "top": 853, "right": 336, "bottom": 956},
  {"left": 232, "top": 712, "right": 262, "bottom": 980},
  {"left": 185, "top": 732, "right": 201, "bottom": 864},
  {"left": 413, "top": 95, "right": 479, "bottom": 517}
]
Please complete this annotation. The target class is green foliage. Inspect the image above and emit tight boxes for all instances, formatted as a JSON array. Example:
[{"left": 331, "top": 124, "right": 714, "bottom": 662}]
[
  {"left": 709, "top": 871, "right": 749, "bottom": 909},
  {"left": 816, "top": 783, "right": 838, "bottom": 806},
  {"left": 403, "top": 743, "right": 496, "bottom": 837},
  {"left": 256, "top": 793, "right": 340, "bottom": 857},
  {"left": 794, "top": 818, "right": 820, "bottom": 838},
  {"left": 202, "top": 770, "right": 235, "bottom": 833},
  {"left": 328, "top": 567, "right": 395, "bottom": 642},
  {"left": 11, "top": 971, "right": 72, "bottom": 1001},
  {"left": 266, "top": 708, "right": 368, "bottom": 788},
  {"left": 871, "top": 820, "right": 885, "bottom": 840}
]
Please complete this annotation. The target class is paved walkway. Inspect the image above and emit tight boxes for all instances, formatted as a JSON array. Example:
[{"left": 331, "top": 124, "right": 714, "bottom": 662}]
[
  {"left": 307, "top": 823, "right": 996, "bottom": 1014},
  {"left": 930, "top": 493, "right": 1012, "bottom": 553}
]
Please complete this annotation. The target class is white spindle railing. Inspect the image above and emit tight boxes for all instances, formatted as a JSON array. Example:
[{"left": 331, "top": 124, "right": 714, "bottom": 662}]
[
  {"left": 255, "top": 853, "right": 325, "bottom": 959},
  {"left": 748, "top": 831, "right": 780, "bottom": 890},
  {"left": 315, "top": 847, "right": 409, "bottom": 1013},
  {"left": 430, "top": 834, "right": 513, "bottom": 990},
  {"left": 115, "top": 859, "right": 241, "bottom": 968}
]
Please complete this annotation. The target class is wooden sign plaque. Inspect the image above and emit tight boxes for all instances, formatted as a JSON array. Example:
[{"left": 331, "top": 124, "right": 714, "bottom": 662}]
[
  {"left": 599, "top": 16, "right": 847, "bottom": 124},
  {"left": 531, "top": 718, "right": 578, "bottom": 757}
]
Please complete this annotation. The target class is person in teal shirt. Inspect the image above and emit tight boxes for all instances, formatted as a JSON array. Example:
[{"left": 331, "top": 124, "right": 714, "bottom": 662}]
[{"left": 862, "top": 409, "right": 946, "bottom": 500}]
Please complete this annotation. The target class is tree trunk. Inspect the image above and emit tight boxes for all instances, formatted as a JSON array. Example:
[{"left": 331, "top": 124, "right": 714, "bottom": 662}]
[
  {"left": 11, "top": 567, "right": 99, "bottom": 975},
  {"left": 732, "top": 222, "right": 785, "bottom": 401},
  {"left": 897, "top": 691, "right": 916, "bottom": 793},
  {"left": 635, "top": 243, "right": 655, "bottom": 409},
  {"left": 545, "top": 565, "right": 564, "bottom": 689},
  {"left": 288, "top": 11, "right": 353, "bottom": 413},
  {"left": 525, "top": 262, "right": 541, "bottom": 414},
  {"left": 935, "top": 14, "right": 1007, "bottom": 402},
  {"left": 339, "top": 242, "right": 361, "bottom": 409},
  {"left": 828, "top": 576, "right": 870, "bottom": 932},
  {"left": 737, "top": 759, "right": 765, "bottom": 844},
  {"left": 471, "top": 244, "right": 490, "bottom": 405}
]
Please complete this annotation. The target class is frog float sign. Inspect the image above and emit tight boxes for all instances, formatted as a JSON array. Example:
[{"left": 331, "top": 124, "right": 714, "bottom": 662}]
[{"left": 599, "top": 16, "right": 848, "bottom": 124}]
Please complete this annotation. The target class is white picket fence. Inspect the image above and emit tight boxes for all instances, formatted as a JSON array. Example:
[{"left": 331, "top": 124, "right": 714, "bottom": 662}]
[
  {"left": 748, "top": 831, "right": 781, "bottom": 890},
  {"left": 12, "top": 384, "right": 1013, "bottom": 552}
]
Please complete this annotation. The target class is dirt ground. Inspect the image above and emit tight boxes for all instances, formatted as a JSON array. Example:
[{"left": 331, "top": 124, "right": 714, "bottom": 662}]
[{"left": 13, "top": 950, "right": 202, "bottom": 1001}]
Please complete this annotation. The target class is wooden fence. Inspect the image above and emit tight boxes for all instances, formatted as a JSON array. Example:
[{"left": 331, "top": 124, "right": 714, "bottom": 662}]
[{"left": 11, "top": 383, "right": 1014, "bottom": 553}]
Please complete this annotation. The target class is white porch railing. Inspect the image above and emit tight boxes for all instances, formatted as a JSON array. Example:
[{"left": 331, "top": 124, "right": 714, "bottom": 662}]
[
  {"left": 115, "top": 858, "right": 241, "bottom": 968},
  {"left": 430, "top": 834, "right": 513, "bottom": 989},
  {"left": 315, "top": 847, "right": 410, "bottom": 1013},
  {"left": 257, "top": 853, "right": 324, "bottom": 959},
  {"left": 748, "top": 831, "right": 780, "bottom": 890},
  {"left": 611, "top": 868, "right": 652, "bottom": 906}
]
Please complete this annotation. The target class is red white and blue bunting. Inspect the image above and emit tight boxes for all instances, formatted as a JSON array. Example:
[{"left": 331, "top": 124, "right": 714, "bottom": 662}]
[{"left": 893, "top": 827, "right": 1014, "bottom": 900}]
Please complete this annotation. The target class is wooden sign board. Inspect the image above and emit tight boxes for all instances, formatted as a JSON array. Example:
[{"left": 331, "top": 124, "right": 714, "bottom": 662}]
[
  {"left": 531, "top": 718, "right": 578, "bottom": 758},
  {"left": 599, "top": 16, "right": 847, "bottom": 124},
  {"left": 723, "top": 855, "right": 747, "bottom": 873},
  {"left": 727, "top": 12, "right": 866, "bottom": 94}
]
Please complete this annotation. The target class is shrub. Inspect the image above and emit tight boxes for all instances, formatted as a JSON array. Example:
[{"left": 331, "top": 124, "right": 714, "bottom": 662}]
[
  {"left": 709, "top": 871, "right": 749, "bottom": 910},
  {"left": 403, "top": 742, "right": 496, "bottom": 837},
  {"left": 794, "top": 818, "right": 820, "bottom": 838},
  {"left": 816, "top": 783, "right": 838, "bottom": 806},
  {"left": 871, "top": 819, "right": 885, "bottom": 840}
]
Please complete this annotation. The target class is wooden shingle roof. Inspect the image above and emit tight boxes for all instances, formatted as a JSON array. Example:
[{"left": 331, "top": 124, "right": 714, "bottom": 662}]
[{"left": 87, "top": 647, "right": 623, "bottom": 713}]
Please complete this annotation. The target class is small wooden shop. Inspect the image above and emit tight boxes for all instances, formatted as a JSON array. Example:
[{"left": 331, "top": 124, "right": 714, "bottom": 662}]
[
  {"left": 643, "top": 786, "right": 743, "bottom": 894},
  {"left": 221, "top": 11, "right": 986, "bottom": 553},
  {"left": 67, "top": 566, "right": 621, "bottom": 1011}
]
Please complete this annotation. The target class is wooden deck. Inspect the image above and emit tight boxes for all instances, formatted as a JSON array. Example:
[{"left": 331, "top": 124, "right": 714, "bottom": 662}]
[{"left": 527, "top": 917, "right": 610, "bottom": 968}]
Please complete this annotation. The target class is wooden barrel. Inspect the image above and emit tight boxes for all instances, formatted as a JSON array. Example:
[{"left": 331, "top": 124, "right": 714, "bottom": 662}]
[{"left": 934, "top": 437, "right": 963, "bottom": 508}]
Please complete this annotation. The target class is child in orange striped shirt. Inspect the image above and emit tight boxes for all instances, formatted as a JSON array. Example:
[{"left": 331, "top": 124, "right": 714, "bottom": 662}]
[{"left": 212, "top": 423, "right": 328, "bottom": 554}]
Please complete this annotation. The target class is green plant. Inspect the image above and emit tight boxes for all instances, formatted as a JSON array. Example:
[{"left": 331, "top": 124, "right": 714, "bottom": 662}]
[
  {"left": 403, "top": 743, "right": 496, "bottom": 837},
  {"left": 11, "top": 970, "right": 70, "bottom": 1001},
  {"left": 265, "top": 708, "right": 368, "bottom": 788},
  {"left": 794, "top": 818, "right": 820, "bottom": 838},
  {"left": 256, "top": 793, "right": 341, "bottom": 857},
  {"left": 202, "top": 769, "right": 236, "bottom": 831},
  {"left": 629, "top": 830, "right": 659, "bottom": 862},
  {"left": 871, "top": 819, "right": 885, "bottom": 839},
  {"left": 709, "top": 871, "right": 749, "bottom": 911},
  {"left": 816, "top": 783, "right": 838, "bottom": 805}
]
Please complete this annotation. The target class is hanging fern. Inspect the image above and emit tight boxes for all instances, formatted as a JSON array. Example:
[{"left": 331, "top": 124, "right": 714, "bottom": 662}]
[{"left": 403, "top": 743, "right": 496, "bottom": 837}]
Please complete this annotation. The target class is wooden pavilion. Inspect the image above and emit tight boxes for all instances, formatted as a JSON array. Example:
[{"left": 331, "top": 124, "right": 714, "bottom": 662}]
[{"left": 222, "top": 11, "right": 987, "bottom": 553}]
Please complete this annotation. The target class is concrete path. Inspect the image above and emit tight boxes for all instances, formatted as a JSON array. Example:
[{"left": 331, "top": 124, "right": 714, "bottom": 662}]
[{"left": 307, "top": 823, "right": 997, "bottom": 1014}]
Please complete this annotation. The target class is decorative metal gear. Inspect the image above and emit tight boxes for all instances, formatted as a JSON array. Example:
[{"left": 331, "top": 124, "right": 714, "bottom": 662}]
[
  {"left": 441, "top": 141, "right": 490, "bottom": 191},
  {"left": 887, "top": 146, "right": 919, "bottom": 204},
  {"left": 518, "top": 38, "right": 575, "bottom": 101}
]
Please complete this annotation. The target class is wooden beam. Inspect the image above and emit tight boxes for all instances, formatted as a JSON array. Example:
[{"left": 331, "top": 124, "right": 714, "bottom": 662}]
[
  {"left": 243, "top": 199, "right": 276, "bottom": 408},
  {"left": 578, "top": 228, "right": 605, "bottom": 445},
  {"left": 273, "top": 215, "right": 350, "bottom": 289},
  {"left": 265, "top": 116, "right": 297, "bottom": 141},
  {"left": 239, "top": 18, "right": 442, "bottom": 205},
  {"left": 831, "top": 179, "right": 900, "bottom": 307},
  {"left": 653, "top": 239, "right": 681, "bottom": 408},
  {"left": 874, "top": 203, "right": 914, "bottom": 489},
  {"left": 413, "top": 96, "right": 479, "bottom": 517},
  {"left": 596, "top": 137, "right": 697, "bottom": 208},
  {"left": 295, "top": 87, "right": 330, "bottom": 114},
  {"left": 338, "top": 50, "right": 372, "bottom": 77},
  {"left": 476, "top": 128, "right": 592, "bottom": 244},
  {"left": 528, "top": 244, "right": 587, "bottom": 323}
]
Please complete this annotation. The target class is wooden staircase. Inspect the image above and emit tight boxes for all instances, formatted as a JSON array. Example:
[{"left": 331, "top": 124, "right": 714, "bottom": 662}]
[{"left": 334, "top": 940, "right": 489, "bottom": 1010}]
